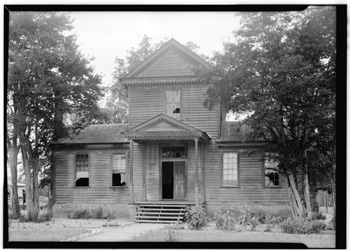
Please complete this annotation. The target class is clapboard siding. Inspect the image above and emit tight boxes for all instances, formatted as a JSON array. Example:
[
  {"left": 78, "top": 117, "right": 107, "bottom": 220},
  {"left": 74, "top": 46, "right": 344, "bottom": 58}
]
[
  {"left": 203, "top": 142, "right": 289, "bottom": 206},
  {"left": 129, "top": 84, "right": 219, "bottom": 138},
  {"left": 54, "top": 149, "right": 130, "bottom": 205},
  {"left": 139, "top": 47, "right": 198, "bottom": 77}
]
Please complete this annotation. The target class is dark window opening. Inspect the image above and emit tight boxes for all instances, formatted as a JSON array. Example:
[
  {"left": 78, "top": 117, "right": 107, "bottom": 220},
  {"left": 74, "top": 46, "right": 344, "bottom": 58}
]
[
  {"left": 173, "top": 108, "right": 180, "bottom": 114},
  {"left": 76, "top": 178, "right": 89, "bottom": 187},
  {"left": 264, "top": 156, "right": 280, "bottom": 187},
  {"left": 112, "top": 154, "right": 126, "bottom": 187},
  {"left": 112, "top": 173, "right": 126, "bottom": 186}
]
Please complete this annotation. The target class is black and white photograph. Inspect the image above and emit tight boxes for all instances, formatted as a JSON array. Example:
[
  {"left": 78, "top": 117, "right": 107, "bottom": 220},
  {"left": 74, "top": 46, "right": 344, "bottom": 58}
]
[{"left": 5, "top": 4, "right": 345, "bottom": 249}]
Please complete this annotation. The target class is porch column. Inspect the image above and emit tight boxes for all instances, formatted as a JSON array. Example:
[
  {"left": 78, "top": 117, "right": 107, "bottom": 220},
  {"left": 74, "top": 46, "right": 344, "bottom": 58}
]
[
  {"left": 129, "top": 140, "right": 134, "bottom": 204},
  {"left": 194, "top": 138, "right": 199, "bottom": 203},
  {"left": 142, "top": 143, "right": 147, "bottom": 201},
  {"left": 201, "top": 142, "right": 205, "bottom": 202}
]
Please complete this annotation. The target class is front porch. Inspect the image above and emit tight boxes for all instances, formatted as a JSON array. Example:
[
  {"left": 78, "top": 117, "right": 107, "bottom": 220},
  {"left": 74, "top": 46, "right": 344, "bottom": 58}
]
[{"left": 122, "top": 113, "right": 210, "bottom": 206}]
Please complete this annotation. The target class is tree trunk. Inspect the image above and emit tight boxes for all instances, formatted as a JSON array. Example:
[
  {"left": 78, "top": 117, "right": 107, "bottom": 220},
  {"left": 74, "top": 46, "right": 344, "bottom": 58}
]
[
  {"left": 331, "top": 164, "right": 336, "bottom": 219},
  {"left": 32, "top": 156, "right": 40, "bottom": 218},
  {"left": 21, "top": 144, "right": 39, "bottom": 221},
  {"left": 303, "top": 171, "right": 312, "bottom": 218},
  {"left": 286, "top": 169, "right": 303, "bottom": 218},
  {"left": 9, "top": 146, "right": 21, "bottom": 218}
]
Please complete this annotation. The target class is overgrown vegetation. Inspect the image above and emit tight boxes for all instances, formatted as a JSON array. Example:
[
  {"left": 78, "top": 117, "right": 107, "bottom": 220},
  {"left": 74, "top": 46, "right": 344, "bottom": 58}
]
[
  {"left": 67, "top": 207, "right": 105, "bottom": 219},
  {"left": 184, "top": 204, "right": 208, "bottom": 230},
  {"left": 280, "top": 217, "right": 326, "bottom": 234},
  {"left": 213, "top": 204, "right": 236, "bottom": 231}
]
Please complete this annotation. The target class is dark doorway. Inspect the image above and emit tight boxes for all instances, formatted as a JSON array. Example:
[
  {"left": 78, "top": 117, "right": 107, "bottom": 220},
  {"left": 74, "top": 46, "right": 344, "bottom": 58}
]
[{"left": 162, "top": 162, "right": 174, "bottom": 199}]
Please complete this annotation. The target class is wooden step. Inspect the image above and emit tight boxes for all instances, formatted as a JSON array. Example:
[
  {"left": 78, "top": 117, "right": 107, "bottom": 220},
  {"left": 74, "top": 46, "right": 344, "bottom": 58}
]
[
  {"left": 135, "top": 220, "right": 181, "bottom": 224},
  {"left": 136, "top": 212, "right": 185, "bottom": 216},
  {"left": 137, "top": 208, "right": 186, "bottom": 211},
  {"left": 135, "top": 216, "right": 182, "bottom": 220},
  {"left": 139, "top": 204, "right": 188, "bottom": 208}
]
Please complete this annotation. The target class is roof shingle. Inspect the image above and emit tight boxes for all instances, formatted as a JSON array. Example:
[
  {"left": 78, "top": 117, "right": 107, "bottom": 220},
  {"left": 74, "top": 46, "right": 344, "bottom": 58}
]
[{"left": 56, "top": 124, "right": 129, "bottom": 144}]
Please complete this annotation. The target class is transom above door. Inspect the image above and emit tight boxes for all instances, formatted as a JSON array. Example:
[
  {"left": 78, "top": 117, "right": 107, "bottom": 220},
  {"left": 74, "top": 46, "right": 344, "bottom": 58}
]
[{"left": 160, "top": 144, "right": 187, "bottom": 201}]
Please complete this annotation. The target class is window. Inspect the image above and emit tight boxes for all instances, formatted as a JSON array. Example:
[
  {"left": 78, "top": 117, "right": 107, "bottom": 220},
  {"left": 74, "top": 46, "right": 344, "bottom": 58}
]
[
  {"left": 222, "top": 152, "right": 239, "bottom": 186},
  {"left": 165, "top": 90, "right": 181, "bottom": 119},
  {"left": 112, "top": 154, "right": 126, "bottom": 187},
  {"left": 264, "top": 156, "right": 280, "bottom": 187},
  {"left": 162, "top": 147, "right": 186, "bottom": 158},
  {"left": 75, "top": 154, "right": 89, "bottom": 187}
]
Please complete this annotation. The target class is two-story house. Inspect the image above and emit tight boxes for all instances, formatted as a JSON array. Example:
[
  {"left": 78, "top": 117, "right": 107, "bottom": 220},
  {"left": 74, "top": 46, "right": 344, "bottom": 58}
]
[{"left": 52, "top": 39, "right": 291, "bottom": 222}]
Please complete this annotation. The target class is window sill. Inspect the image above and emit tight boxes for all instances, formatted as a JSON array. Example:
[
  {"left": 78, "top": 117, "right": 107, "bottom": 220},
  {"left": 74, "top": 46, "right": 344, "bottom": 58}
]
[
  {"left": 220, "top": 186, "right": 240, "bottom": 188},
  {"left": 110, "top": 186, "right": 127, "bottom": 189},
  {"left": 263, "top": 186, "right": 283, "bottom": 188},
  {"left": 74, "top": 186, "right": 90, "bottom": 188}
]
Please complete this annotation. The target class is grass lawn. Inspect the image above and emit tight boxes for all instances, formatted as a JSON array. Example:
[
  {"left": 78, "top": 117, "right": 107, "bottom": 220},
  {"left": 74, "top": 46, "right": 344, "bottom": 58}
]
[
  {"left": 133, "top": 228, "right": 335, "bottom": 248},
  {"left": 9, "top": 228, "right": 91, "bottom": 241}
]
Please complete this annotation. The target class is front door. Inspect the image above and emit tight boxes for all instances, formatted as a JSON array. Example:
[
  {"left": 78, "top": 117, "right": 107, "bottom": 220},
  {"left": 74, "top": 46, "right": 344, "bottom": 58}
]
[
  {"left": 161, "top": 161, "right": 186, "bottom": 200},
  {"left": 173, "top": 162, "right": 186, "bottom": 200}
]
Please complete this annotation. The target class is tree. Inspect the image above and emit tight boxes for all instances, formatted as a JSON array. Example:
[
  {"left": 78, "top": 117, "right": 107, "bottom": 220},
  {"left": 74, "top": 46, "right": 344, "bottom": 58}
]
[
  {"left": 8, "top": 12, "right": 103, "bottom": 221},
  {"left": 203, "top": 7, "right": 336, "bottom": 218},
  {"left": 102, "top": 35, "right": 204, "bottom": 123}
]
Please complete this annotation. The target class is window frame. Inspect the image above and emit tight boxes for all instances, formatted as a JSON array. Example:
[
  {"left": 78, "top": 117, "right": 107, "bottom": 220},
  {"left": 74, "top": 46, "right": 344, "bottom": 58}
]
[
  {"left": 164, "top": 89, "right": 182, "bottom": 120},
  {"left": 221, "top": 151, "right": 240, "bottom": 188},
  {"left": 262, "top": 153, "right": 281, "bottom": 188},
  {"left": 74, "top": 152, "right": 90, "bottom": 188},
  {"left": 110, "top": 152, "right": 128, "bottom": 188}
]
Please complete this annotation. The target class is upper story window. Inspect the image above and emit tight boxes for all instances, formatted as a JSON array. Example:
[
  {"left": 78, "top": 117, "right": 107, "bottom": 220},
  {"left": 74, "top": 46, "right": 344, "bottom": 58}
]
[
  {"left": 264, "top": 155, "right": 280, "bottom": 187},
  {"left": 75, "top": 154, "right": 89, "bottom": 187},
  {"left": 112, "top": 153, "right": 127, "bottom": 187},
  {"left": 165, "top": 90, "right": 181, "bottom": 119},
  {"left": 222, "top": 152, "right": 239, "bottom": 187}
]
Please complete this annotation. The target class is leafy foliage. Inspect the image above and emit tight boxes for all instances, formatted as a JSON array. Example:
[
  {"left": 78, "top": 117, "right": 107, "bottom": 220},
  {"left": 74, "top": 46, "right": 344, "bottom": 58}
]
[
  {"left": 237, "top": 206, "right": 254, "bottom": 226},
  {"left": 280, "top": 217, "right": 326, "bottom": 234},
  {"left": 8, "top": 12, "right": 103, "bottom": 221},
  {"left": 213, "top": 204, "right": 236, "bottom": 231},
  {"left": 184, "top": 204, "right": 208, "bottom": 230},
  {"left": 67, "top": 207, "right": 104, "bottom": 219},
  {"left": 202, "top": 7, "right": 336, "bottom": 218}
]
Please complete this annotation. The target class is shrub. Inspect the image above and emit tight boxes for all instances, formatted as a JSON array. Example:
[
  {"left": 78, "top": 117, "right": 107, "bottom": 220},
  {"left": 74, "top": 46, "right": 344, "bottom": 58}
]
[
  {"left": 90, "top": 207, "right": 103, "bottom": 219},
  {"left": 37, "top": 212, "right": 53, "bottom": 222},
  {"left": 68, "top": 209, "right": 91, "bottom": 219},
  {"left": 213, "top": 205, "right": 236, "bottom": 231},
  {"left": 238, "top": 206, "right": 253, "bottom": 226},
  {"left": 316, "top": 213, "right": 327, "bottom": 220},
  {"left": 331, "top": 216, "right": 336, "bottom": 229},
  {"left": 309, "top": 220, "right": 326, "bottom": 233},
  {"left": 184, "top": 204, "right": 208, "bottom": 230},
  {"left": 280, "top": 217, "right": 326, "bottom": 234},
  {"left": 166, "top": 230, "right": 179, "bottom": 242}
]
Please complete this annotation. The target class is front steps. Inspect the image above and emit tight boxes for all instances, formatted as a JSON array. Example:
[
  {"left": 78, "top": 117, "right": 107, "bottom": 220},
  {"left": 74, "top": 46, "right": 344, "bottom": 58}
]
[{"left": 135, "top": 203, "right": 188, "bottom": 224}]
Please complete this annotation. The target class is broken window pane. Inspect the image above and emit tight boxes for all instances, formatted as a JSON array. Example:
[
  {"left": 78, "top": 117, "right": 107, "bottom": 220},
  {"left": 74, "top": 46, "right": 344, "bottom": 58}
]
[
  {"left": 162, "top": 147, "right": 186, "bottom": 158},
  {"left": 264, "top": 156, "right": 280, "bottom": 186},
  {"left": 166, "top": 90, "right": 181, "bottom": 119},
  {"left": 112, "top": 154, "right": 127, "bottom": 186},
  {"left": 75, "top": 154, "right": 89, "bottom": 187}
]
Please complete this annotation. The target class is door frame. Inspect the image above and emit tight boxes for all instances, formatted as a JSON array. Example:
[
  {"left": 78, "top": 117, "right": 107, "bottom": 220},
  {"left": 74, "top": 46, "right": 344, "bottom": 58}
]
[{"left": 159, "top": 143, "right": 188, "bottom": 201}]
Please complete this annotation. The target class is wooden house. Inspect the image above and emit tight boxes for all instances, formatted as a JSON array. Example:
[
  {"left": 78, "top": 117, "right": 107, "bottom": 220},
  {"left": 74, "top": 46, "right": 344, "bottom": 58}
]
[{"left": 52, "top": 38, "right": 290, "bottom": 222}]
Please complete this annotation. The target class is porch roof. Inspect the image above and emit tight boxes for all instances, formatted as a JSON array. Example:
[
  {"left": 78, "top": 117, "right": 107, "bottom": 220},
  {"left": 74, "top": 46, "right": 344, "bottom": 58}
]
[{"left": 122, "top": 113, "right": 210, "bottom": 144}]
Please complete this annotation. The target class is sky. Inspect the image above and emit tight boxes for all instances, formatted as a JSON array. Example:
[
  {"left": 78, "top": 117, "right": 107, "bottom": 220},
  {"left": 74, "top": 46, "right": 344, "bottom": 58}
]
[{"left": 69, "top": 12, "right": 241, "bottom": 85}]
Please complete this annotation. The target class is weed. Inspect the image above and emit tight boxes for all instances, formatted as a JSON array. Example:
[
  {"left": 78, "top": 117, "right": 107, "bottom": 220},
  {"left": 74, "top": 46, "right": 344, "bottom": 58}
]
[
  {"left": 238, "top": 206, "right": 253, "bottom": 226},
  {"left": 166, "top": 230, "right": 179, "bottom": 242},
  {"left": 90, "top": 207, "right": 103, "bottom": 219},
  {"left": 280, "top": 217, "right": 326, "bottom": 234},
  {"left": 214, "top": 204, "right": 236, "bottom": 231},
  {"left": 37, "top": 212, "right": 53, "bottom": 223},
  {"left": 316, "top": 213, "right": 327, "bottom": 220},
  {"left": 184, "top": 204, "right": 208, "bottom": 230}
]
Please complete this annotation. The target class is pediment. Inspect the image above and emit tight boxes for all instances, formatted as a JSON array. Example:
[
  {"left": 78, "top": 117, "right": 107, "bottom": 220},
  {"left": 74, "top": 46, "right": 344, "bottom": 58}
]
[
  {"left": 124, "top": 38, "right": 210, "bottom": 78},
  {"left": 129, "top": 113, "right": 200, "bottom": 133}
]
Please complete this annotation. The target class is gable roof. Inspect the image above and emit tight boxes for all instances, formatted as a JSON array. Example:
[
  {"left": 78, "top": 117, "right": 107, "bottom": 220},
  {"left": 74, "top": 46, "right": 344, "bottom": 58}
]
[
  {"left": 123, "top": 38, "right": 211, "bottom": 79},
  {"left": 123, "top": 113, "right": 210, "bottom": 143},
  {"left": 54, "top": 124, "right": 129, "bottom": 144}
]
